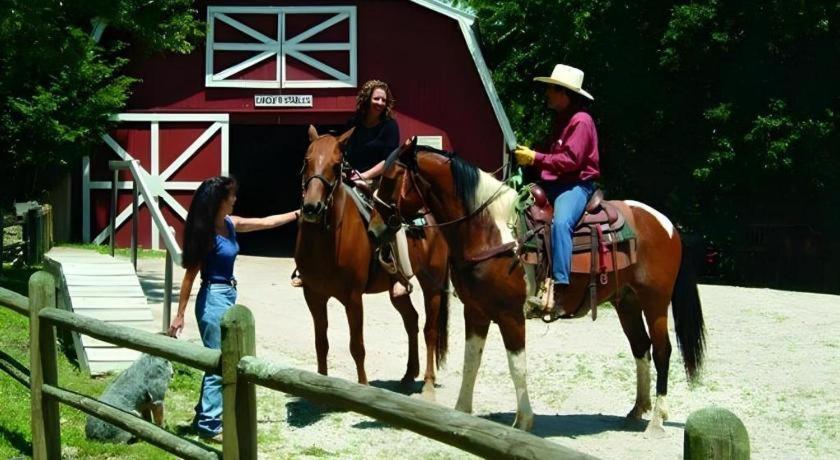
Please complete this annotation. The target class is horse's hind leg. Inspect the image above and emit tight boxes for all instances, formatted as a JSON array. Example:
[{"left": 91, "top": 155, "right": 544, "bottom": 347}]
[
  {"left": 454, "top": 311, "right": 490, "bottom": 415},
  {"left": 343, "top": 294, "right": 368, "bottom": 385},
  {"left": 641, "top": 290, "right": 673, "bottom": 435},
  {"left": 304, "top": 289, "right": 330, "bottom": 376},
  {"left": 616, "top": 292, "right": 653, "bottom": 422},
  {"left": 388, "top": 289, "right": 420, "bottom": 385}
]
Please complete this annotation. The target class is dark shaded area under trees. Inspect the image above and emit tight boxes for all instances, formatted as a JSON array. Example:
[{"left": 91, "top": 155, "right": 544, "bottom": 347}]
[{"left": 456, "top": 0, "right": 839, "bottom": 292}]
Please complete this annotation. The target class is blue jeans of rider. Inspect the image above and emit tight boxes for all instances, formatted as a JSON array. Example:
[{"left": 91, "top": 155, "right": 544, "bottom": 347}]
[
  {"left": 193, "top": 284, "right": 237, "bottom": 437},
  {"left": 545, "top": 181, "right": 595, "bottom": 285}
]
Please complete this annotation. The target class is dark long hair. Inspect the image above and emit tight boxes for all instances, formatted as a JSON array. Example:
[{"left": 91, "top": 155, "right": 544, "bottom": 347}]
[{"left": 182, "top": 176, "right": 237, "bottom": 270}]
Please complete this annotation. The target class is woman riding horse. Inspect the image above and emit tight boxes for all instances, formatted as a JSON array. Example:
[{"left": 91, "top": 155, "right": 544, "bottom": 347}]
[{"left": 296, "top": 127, "right": 450, "bottom": 397}]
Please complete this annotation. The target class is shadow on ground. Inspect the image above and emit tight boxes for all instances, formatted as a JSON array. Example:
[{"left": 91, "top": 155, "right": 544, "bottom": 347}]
[
  {"left": 285, "top": 379, "right": 425, "bottom": 429},
  {"left": 484, "top": 412, "right": 684, "bottom": 437}
]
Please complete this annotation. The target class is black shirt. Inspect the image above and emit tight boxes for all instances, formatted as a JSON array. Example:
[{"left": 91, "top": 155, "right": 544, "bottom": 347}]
[{"left": 345, "top": 118, "right": 400, "bottom": 172}]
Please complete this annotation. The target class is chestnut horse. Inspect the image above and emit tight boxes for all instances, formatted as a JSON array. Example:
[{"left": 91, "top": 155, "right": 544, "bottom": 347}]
[
  {"left": 369, "top": 140, "right": 706, "bottom": 433},
  {"left": 296, "top": 127, "right": 450, "bottom": 397}
]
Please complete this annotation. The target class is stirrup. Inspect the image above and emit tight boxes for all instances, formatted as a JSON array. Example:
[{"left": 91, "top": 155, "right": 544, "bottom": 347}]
[{"left": 541, "top": 306, "right": 564, "bottom": 323}]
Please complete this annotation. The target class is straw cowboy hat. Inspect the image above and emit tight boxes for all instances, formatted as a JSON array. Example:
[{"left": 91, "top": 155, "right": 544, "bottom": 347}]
[{"left": 534, "top": 64, "right": 594, "bottom": 101}]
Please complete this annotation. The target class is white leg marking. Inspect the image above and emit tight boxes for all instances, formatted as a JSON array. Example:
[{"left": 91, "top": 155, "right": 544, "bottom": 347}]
[
  {"left": 506, "top": 349, "right": 534, "bottom": 431},
  {"left": 625, "top": 200, "right": 675, "bottom": 238},
  {"left": 628, "top": 352, "right": 652, "bottom": 420},
  {"left": 455, "top": 335, "right": 486, "bottom": 414},
  {"left": 645, "top": 394, "right": 669, "bottom": 436}
]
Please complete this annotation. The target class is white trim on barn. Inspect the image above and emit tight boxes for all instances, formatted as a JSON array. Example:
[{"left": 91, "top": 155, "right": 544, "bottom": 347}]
[
  {"left": 83, "top": 113, "right": 230, "bottom": 249},
  {"left": 411, "top": 1, "right": 517, "bottom": 157},
  {"left": 205, "top": 6, "right": 357, "bottom": 89}
]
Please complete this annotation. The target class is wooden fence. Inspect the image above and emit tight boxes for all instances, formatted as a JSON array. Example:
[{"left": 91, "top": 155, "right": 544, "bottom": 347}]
[{"left": 0, "top": 271, "right": 593, "bottom": 459}]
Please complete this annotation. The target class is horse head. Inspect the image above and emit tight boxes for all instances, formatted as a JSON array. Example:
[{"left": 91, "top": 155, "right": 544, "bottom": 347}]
[
  {"left": 300, "top": 125, "right": 354, "bottom": 223},
  {"left": 369, "top": 137, "right": 426, "bottom": 242}
]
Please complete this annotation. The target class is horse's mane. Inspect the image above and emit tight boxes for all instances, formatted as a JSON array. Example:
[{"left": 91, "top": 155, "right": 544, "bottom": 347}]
[{"left": 447, "top": 154, "right": 517, "bottom": 220}]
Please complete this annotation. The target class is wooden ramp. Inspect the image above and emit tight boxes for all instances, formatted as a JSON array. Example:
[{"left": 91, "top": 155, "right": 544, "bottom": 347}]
[{"left": 45, "top": 247, "right": 157, "bottom": 375}]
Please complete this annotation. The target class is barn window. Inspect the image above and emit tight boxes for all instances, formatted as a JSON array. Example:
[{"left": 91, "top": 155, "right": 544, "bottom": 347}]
[{"left": 205, "top": 6, "right": 357, "bottom": 89}]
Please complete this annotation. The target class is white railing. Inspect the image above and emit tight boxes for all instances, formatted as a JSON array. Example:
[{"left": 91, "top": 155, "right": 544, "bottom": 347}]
[{"left": 108, "top": 160, "right": 182, "bottom": 331}]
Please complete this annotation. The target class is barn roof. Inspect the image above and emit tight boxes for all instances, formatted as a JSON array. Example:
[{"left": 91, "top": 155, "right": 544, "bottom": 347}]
[{"left": 409, "top": 1, "right": 516, "bottom": 152}]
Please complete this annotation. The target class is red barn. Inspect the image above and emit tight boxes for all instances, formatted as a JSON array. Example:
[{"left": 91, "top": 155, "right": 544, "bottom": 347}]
[{"left": 83, "top": 0, "right": 514, "bottom": 254}]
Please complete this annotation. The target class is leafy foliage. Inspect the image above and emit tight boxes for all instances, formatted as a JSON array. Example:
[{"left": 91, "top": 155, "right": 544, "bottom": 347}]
[
  {"left": 455, "top": 0, "right": 840, "bottom": 286},
  {"left": 0, "top": 0, "right": 202, "bottom": 202}
]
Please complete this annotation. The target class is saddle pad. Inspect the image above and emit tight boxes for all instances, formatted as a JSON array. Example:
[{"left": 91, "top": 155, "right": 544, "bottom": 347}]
[{"left": 571, "top": 239, "right": 637, "bottom": 273}]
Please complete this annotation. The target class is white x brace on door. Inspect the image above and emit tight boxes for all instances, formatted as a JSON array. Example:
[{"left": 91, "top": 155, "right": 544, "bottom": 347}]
[
  {"left": 83, "top": 113, "right": 230, "bottom": 250},
  {"left": 205, "top": 5, "right": 357, "bottom": 88}
]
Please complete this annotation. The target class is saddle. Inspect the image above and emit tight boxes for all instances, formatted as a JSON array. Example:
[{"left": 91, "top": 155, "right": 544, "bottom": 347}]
[
  {"left": 343, "top": 178, "right": 415, "bottom": 286},
  {"left": 517, "top": 186, "right": 637, "bottom": 320}
]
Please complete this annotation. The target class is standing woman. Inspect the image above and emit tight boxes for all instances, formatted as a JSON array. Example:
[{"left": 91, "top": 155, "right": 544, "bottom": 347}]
[
  {"left": 514, "top": 64, "right": 600, "bottom": 319},
  {"left": 167, "top": 176, "right": 298, "bottom": 442}
]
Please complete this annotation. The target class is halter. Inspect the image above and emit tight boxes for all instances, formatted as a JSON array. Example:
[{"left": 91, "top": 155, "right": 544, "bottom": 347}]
[
  {"left": 374, "top": 145, "right": 508, "bottom": 232},
  {"left": 300, "top": 152, "right": 350, "bottom": 226}
]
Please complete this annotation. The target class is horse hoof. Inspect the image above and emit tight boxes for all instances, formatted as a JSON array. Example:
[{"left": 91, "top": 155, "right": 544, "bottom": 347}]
[
  {"left": 400, "top": 375, "right": 415, "bottom": 386},
  {"left": 513, "top": 415, "right": 534, "bottom": 432},
  {"left": 421, "top": 383, "right": 436, "bottom": 401},
  {"left": 644, "top": 422, "right": 667, "bottom": 438}
]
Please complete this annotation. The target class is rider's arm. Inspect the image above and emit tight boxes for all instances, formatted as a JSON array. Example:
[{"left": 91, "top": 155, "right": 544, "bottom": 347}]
[
  {"left": 230, "top": 211, "right": 300, "bottom": 233},
  {"left": 534, "top": 115, "right": 596, "bottom": 174}
]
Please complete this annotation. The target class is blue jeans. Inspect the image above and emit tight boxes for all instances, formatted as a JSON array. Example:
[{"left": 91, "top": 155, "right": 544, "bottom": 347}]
[
  {"left": 544, "top": 181, "right": 595, "bottom": 285},
  {"left": 193, "top": 284, "right": 237, "bottom": 437}
]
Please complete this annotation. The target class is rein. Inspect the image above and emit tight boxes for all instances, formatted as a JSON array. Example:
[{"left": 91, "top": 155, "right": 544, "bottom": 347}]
[{"left": 397, "top": 145, "right": 510, "bottom": 230}]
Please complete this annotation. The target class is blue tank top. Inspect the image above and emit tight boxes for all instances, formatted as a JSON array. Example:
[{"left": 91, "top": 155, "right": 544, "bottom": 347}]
[{"left": 201, "top": 216, "right": 239, "bottom": 284}]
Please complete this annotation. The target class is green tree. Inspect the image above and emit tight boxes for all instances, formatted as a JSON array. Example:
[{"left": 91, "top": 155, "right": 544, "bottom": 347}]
[
  {"left": 456, "top": 0, "right": 839, "bottom": 286},
  {"left": 0, "top": 0, "right": 202, "bottom": 202}
]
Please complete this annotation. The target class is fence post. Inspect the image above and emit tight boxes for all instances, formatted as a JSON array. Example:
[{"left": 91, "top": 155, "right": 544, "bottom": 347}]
[
  {"left": 221, "top": 304, "right": 257, "bottom": 459},
  {"left": 684, "top": 406, "right": 750, "bottom": 459},
  {"left": 29, "top": 270, "right": 61, "bottom": 459}
]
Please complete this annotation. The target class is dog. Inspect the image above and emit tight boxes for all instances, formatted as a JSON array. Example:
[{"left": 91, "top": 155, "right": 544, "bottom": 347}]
[{"left": 85, "top": 353, "right": 174, "bottom": 443}]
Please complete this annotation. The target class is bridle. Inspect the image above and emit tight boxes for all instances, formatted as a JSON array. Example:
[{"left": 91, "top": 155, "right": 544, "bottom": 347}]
[
  {"left": 373, "top": 145, "right": 508, "bottom": 233},
  {"left": 300, "top": 147, "right": 351, "bottom": 224}
]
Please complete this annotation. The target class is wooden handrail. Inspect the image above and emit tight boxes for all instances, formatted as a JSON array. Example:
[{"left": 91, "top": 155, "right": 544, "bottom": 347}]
[
  {"left": 0, "top": 286, "right": 28, "bottom": 316},
  {"left": 237, "top": 356, "right": 596, "bottom": 460},
  {"left": 39, "top": 308, "right": 220, "bottom": 373},
  {"left": 42, "top": 383, "right": 220, "bottom": 460}
]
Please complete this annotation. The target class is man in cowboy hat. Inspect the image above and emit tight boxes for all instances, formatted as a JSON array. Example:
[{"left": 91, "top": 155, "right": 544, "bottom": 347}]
[{"left": 514, "top": 64, "right": 601, "bottom": 319}]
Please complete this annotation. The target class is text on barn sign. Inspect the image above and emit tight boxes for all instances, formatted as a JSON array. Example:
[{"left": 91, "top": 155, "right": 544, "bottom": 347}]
[{"left": 255, "top": 95, "right": 313, "bottom": 107}]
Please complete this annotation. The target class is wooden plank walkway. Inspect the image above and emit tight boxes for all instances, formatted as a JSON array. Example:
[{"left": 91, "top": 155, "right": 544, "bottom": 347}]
[{"left": 45, "top": 247, "right": 158, "bottom": 375}]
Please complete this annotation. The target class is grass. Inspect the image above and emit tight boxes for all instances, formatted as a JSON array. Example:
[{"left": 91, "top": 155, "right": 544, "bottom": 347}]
[
  {"left": 0, "top": 264, "right": 210, "bottom": 459},
  {"left": 57, "top": 243, "right": 168, "bottom": 259}
]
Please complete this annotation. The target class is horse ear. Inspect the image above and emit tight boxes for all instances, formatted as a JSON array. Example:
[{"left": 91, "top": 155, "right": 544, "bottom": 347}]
[
  {"left": 337, "top": 127, "right": 355, "bottom": 149},
  {"left": 399, "top": 136, "right": 418, "bottom": 165},
  {"left": 308, "top": 125, "right": 319, "bottom": 142}
]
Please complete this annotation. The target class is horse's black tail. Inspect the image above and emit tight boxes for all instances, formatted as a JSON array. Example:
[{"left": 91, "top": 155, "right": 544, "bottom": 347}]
[
  {"left": 435, "top": 263, "right": 450, "bottom": 369},
  {"left": 672, "top": 241, "right": 706, "bottom": 381}
]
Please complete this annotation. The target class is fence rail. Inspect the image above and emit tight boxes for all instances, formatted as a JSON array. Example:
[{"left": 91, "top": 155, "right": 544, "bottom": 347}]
[{"left": 0, "top": 272, "right": 592, "bottom": 459}]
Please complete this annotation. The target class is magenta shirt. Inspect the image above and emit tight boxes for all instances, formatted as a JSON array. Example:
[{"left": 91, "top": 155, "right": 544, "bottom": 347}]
[{"left": 533, "top": 111, "right": 600, "bottom": 184}]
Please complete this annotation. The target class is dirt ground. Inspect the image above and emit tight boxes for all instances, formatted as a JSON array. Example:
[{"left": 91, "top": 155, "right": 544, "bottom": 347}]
[{"left": 138, "top": 255, "right": 839, "bottom": 459}]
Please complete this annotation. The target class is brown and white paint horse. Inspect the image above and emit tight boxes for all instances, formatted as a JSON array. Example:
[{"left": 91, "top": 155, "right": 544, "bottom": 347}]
[
  {"left": 369, "top": 140, "right": 706, "bottom": 432},
  {"left": 296, "top": 127, "right": 450, "bottom": 397}
]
